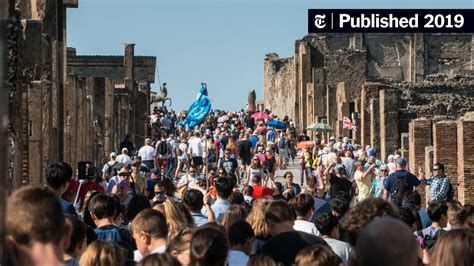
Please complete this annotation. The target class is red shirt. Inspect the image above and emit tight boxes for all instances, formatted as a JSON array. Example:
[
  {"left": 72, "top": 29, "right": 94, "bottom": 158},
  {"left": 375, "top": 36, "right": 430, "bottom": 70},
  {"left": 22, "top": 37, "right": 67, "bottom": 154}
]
[
  {"left": 79, "top": 181, "right": 105, "bottom": 209},
  {"left": 252, "top": 184, "right": 274, "bottom": 199}
]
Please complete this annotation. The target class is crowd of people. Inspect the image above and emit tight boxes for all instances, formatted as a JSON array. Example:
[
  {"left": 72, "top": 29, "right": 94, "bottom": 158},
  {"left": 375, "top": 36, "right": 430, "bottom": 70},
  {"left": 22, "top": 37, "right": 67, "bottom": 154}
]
[{"left": 4, "top": 106, "right": 474, "bottom": 266}]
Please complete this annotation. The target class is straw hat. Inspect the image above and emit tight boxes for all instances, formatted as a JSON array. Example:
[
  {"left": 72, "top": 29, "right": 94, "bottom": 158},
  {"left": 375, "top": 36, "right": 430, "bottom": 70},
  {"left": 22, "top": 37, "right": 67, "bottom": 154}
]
[{"left": 118, "top": 167, "right": 130, "bottom": 176}]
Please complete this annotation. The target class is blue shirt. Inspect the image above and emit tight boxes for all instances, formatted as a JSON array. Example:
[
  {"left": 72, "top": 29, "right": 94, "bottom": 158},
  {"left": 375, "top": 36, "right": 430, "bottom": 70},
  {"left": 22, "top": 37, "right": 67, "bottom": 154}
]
[
  {"left": 191, "top": 212, "right": 208, "bottom": 226},
  {"left": 384, "top": 170, "right": 421, "bottom": 193},
  {"left": 202, "top": 199, "right": 231, "bottom": 223},
  {"left": 249, "top": 135, "right": 259, "bottom": 148},
  {"left": 59, "top": 197, "right": 77, "bottom": 216}
]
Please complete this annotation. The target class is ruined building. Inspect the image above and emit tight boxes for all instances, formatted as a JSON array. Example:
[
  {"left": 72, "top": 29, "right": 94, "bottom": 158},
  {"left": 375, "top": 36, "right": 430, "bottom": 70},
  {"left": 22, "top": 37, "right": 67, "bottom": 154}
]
[
  {"left": 264, "top": 33, "right": 474, "bottom": 204},
  {"left": 5, "top": 0, "right": 156, "bottom": 190}
]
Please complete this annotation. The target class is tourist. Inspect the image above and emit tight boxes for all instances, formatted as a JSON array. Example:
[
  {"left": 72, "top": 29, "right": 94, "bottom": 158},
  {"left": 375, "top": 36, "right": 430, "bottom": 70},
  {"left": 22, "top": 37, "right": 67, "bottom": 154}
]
[
  {"left": 383, "top": 157, "right": 426, "bottom": 207},
  {"left": 295, "top": 244, "right": 343, "bottom": 266},
  {"left": 429, "top": 229, "right": 474, "bottom": 266},
  {"left": 188, "top": 131, "right": 206, "bottom": 172},
  {"left": 155, "top": 133, "right": 171, "bottom": 176},
  {"left": 324, "top": 162, "right": 353, "bottom": 199},
  {"left": 5, "top": 186, "right": 68, "bottom": 266},
  {"left": 447, "top": 201, "right": 469, "bottom": 229},
  {"left": 137, "top": 253, "right": 180, "bottom": 266},
  {"left": 282, "top": 171, "right": 301, "bottom": 199},
  {"left": 175, "top": 137, "right": 190, "bottom": 179},
  {"left": 111, "top": 167, "right": 134, "bottom": 207},
  {"left": 221, "top": 205, "right": 248, "bottom": 231},
  {"left": 64, "top": 215, "right": 88, "bottom": 266},
  {"left": 238, "top": 134, "right": 254, "bottom": 174},
  {"left": 119, "top": 135, "right": 135, "bottom": 155},
  {"left": 227, "top": 220, "right": 255, "bottom": 266},
  {"left": 246, "top": 156, "right": 264, "bottom": 185},
  {"left": 164, "top": 199, "right": 195, "bottom": 236},
  {"left": 416, "top": 201, "right": 448, "bottom": 251},
  {"left": 167, "top": 227, "right": 196, "bottom": 266},
  {"left": 276, "top": 131, "right": 288, "bottom": 169},
  {"left": 88, "top": 193, "right": 135, "bottom": 253},
  {"left": 79, "top": 241, "right": 125, "bottom": 266},
  {"left": 130, "top": 158, "right": 148, "bottom": 196},
  {"left": 138, "top": 138, "right": 156, "bottom": 171},
  {"left": 202, "top": 177, "right": 233, "bottom": 223},
  {"left": 354, "top": 160, "right": 375, "bottom": 202},
  {"left": 131, "top": 209, "right": 168, "bottom": 262},
  {"left": 340, "top": 151, "right": 355, "bottom": 179},
  {"left": 426, "top": 163, "right": 451, "bottom": 202},
  {"left": 315, "top": 213, "right": 352, "bottom": 265},
  {"left": 356, "top": 218, "right": 419, "bottom": 266},
  {"left": 116, "top": 147, "right": 132, "bottom": 166},
  {"left": 251, "top": 174, "right": 277, "bottom": 199},
  {"left": 102, "top": 152, "right": 119, "bottom": 183},
  {"left": 46, "top": 162, "right": 77, "bottom": 215},
  {"left": 220, "top": 148, "right": 240, "bottom": 183},
  {"left": 177, "top": 167, "right": 203, "bottom": 198},
  {"left": 190, "top": 226, "right": 229, "bottom": 266},
  {"left": 290, "top": 193, "right": 320, "bottom": 236},
  {"left": 183, "top": 189, "right": 214, "bottom": 226}
]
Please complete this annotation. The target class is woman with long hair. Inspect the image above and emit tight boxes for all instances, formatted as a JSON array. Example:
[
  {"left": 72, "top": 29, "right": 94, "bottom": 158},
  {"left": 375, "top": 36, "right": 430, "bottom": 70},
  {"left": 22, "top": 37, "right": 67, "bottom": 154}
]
[
  {"left": 246, "top": 198, "right": 272, "bottom": 254},
  {"left": 246, "top": 156, "right": 264, "bottom": 185},
  {"left": 221, "top": 205, "right": 247, "bottom": 232},
  {"left": 167, "top": 227, "right": 196, "bottom": 266},
  {"left": 429, "top": 229, "right": 474, "bottom": 266},
  {"left": 79, "top": 241, "right": 125, "bottom": 266},
  {"left": 164, "top": 199, "right": 195, "bottom": 236},
  {"left": 190, "top": 226, "right": 229, "bottom": 266}
]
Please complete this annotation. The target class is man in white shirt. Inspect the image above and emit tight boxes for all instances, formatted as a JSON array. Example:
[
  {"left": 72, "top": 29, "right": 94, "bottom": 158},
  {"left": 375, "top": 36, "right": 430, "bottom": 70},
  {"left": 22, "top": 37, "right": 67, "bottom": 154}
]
[
  {"left": 188, "top": 131, "right": 206, "bottom": 172},
  {"left": 291, "top": 193, "right": 321, "bottom": 236},
  {"left": 138, "top": 138, "right": 156, "bottom": 171},
  {"left": 116, "top": 148, "right": 132, "bottom": 167},
  {"left": 227, "top": 220, "right": 254, "bottom": 266},
  {"left": 316, "top": 213, "right": 353, "bottom": 266},
  {"left": 132, "top": 209, "right": 168, "bottom": 262}
]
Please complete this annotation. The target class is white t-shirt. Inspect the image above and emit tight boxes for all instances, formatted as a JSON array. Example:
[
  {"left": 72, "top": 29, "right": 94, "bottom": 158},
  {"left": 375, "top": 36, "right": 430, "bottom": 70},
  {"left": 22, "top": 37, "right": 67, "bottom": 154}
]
[
  {"left": 138, "top": 145, "right": 156, "bottom": 161},
  {"left": 116, "top": 154, "right": 132, "bottom": 165},
  {"left": 294, "top": 220, "right": 321, "bottom": 236},
  {"left": 227, "top": 250, "right": 249, "bottom": 266},
  {"left": 189, "top": 137, "right": 205, "bottom": 157},
  {"left": 133, "top": 245, "right": 167, "bottom": 262},
  {"left": 324, "top": 238, "right": 353, "bottom": 266},
  {"left": 178, "top": 174, "right": 202, "bottom": 185},
  {"left": 178, "top": 143, "right": 188, "bottom": 160},
  {"left": 168, "top": 138, "right": 179, "bottom": 157}
]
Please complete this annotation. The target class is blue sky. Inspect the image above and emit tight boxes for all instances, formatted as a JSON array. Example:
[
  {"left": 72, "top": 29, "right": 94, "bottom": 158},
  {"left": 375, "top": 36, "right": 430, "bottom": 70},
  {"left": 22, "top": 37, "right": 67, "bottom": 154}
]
[{"left": 67, "top": 0, "right": 473, "bottom": 111}]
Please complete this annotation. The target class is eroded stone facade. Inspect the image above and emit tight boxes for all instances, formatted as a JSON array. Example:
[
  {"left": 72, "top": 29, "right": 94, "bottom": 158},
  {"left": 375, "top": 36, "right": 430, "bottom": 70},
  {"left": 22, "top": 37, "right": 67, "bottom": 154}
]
[{"left": 264, "top": 33, "right": 474, "bottom": 204}]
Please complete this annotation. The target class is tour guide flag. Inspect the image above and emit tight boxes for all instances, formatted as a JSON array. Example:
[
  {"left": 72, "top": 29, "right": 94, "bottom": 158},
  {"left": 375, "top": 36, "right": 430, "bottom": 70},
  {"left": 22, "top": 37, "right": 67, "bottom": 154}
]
[{"left": 180, "top": 83, "right": 212, "bottom": 130}]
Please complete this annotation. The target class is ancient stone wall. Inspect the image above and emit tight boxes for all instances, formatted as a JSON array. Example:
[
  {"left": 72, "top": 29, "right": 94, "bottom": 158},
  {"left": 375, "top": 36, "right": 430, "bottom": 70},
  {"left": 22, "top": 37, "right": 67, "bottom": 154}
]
[{"left": 263, "top": 53, "right": 296, "bottom": 121}]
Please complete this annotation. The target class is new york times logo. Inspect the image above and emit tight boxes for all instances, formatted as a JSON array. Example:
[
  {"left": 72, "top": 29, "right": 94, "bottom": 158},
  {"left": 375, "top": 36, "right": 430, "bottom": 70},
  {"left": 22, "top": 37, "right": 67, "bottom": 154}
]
[
  {"left": 308, "top": 9, "right": 474, "bottom": 33},
  {"left": 314, "top": 14, "right": 326, "bottom": 29}
]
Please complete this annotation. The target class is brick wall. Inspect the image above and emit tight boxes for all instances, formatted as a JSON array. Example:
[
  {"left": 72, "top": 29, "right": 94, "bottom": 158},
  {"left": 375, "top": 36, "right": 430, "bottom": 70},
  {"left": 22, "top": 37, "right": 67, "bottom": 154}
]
[
  {"left": 433, "top": 121, "right": 459, "bottom": 198},
  {"left": 457, "top": 119, "right": 474, "bottom": 205},
  {"left": 409, "top": 118, "right": 432, "bottom": 206}
]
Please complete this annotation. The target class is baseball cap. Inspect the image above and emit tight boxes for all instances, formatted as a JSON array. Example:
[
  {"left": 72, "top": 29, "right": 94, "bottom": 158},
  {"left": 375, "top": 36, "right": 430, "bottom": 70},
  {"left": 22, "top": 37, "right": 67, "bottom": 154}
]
[
  {"left": 122, "top": 147, "right": 128, "bottom": 153},
  {"left": 396, "top": 157, "right": 407, "bottom": 166},
  {"left": 110, "top": 152, "right": 117, "bottom": 158}
]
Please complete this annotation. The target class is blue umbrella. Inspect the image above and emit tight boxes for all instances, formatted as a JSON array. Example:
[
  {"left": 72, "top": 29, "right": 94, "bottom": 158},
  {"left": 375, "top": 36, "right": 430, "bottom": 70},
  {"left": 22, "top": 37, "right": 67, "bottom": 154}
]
[{"left": 267, "top": 120, "right": 287, "bottom": 129}]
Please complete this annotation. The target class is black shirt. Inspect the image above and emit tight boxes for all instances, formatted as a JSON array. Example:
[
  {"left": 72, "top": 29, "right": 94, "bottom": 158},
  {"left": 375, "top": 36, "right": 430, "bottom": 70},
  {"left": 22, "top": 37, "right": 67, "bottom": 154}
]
[
  {"left": 259, "top": 231, "right": 327, "bottom": 265},
  {"left": 238, "top": 140, "right": 253, "bottom": 159},
  {"left": 329, "top": 174, "right": 353, "bottom": 198},
  {"left": 220, "top": 158, "right": 239, "bottom": 176}
]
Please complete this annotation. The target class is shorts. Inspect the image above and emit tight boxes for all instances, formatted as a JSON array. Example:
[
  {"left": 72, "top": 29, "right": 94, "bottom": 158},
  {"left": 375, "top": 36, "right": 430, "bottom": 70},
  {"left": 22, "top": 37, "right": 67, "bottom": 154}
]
[
  {"left": 156, "top": 158, "right": 168, "bottom": 169},
  {"left": 241, "top": 157, "right": 251, "bottom": 166},
  {"left": 278, "top": 149, "right": 287, "bottom": 158},
  {"left": 192, "top": 156, "right": 203, "bottom": 166}
]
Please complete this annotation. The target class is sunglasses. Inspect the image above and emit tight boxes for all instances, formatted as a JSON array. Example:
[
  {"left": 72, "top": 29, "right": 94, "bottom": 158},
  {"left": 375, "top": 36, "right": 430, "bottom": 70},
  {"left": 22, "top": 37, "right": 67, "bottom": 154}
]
[
  {"left": 381, "top": 169, "right": 388, "bottom": 172},
  {"left": 432, "top": 168, "right": 440, "bottom": 171},
  {"left": 155, "top": 191, "right": 166, "bottom": 196}
]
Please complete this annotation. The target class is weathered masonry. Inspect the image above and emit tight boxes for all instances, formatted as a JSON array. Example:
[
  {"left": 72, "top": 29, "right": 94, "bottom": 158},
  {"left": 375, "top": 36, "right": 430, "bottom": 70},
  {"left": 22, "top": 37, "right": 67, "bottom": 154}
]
[{"left": 263, "top": 33, "right": 474, "bottom": 204}]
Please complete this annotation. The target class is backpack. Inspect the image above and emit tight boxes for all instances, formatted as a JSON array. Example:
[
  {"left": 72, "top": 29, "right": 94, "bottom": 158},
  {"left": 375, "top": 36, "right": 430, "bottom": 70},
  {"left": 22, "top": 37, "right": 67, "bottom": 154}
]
[
  {"left": 106, "top": 161, "right": 118, "bottom": 177},
  {"left": 157, "top": 141, "right": 168, "bottom": 155},
  {"left": 278, "top": 137, "right": 286, "bottom": 149},
  {"left": 391, "top": 173, "right": 409, "bottom": 207},
  {"left": 94, "top": 226, "right": 124, "bottom": 242},
  {"left": 446, "top": 181, "right": 454, "bottom": 202}
]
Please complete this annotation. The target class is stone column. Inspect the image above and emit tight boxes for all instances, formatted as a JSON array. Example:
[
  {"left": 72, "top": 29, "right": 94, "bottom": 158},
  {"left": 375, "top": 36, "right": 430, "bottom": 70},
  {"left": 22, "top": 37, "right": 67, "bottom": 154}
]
[
  {"left": 360, "top": 85, "right": 370, "bottom": 148},
  {"left": 409, "top": 118, "right": 432, "bottom": 206},
  {"left": 104, "top": 78, "right": 114, "bottom": 157},
  {"left": 124, "top": 43, "right": 135, "bottom": 143},
  {"left": 380, "top": 89, "right": 399, "bottom": 163},
  {"left": 370, "top": 98, "right": 380, "bottom": 157},
  {"left": 457, "top": 118, "right": 474, "bottom": 205},
  {"left": 424, "top": 146, "right": 434, "bottom": 204},
  {"left": 433, "top": 121, "right": 458, "bottom": 198}
]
